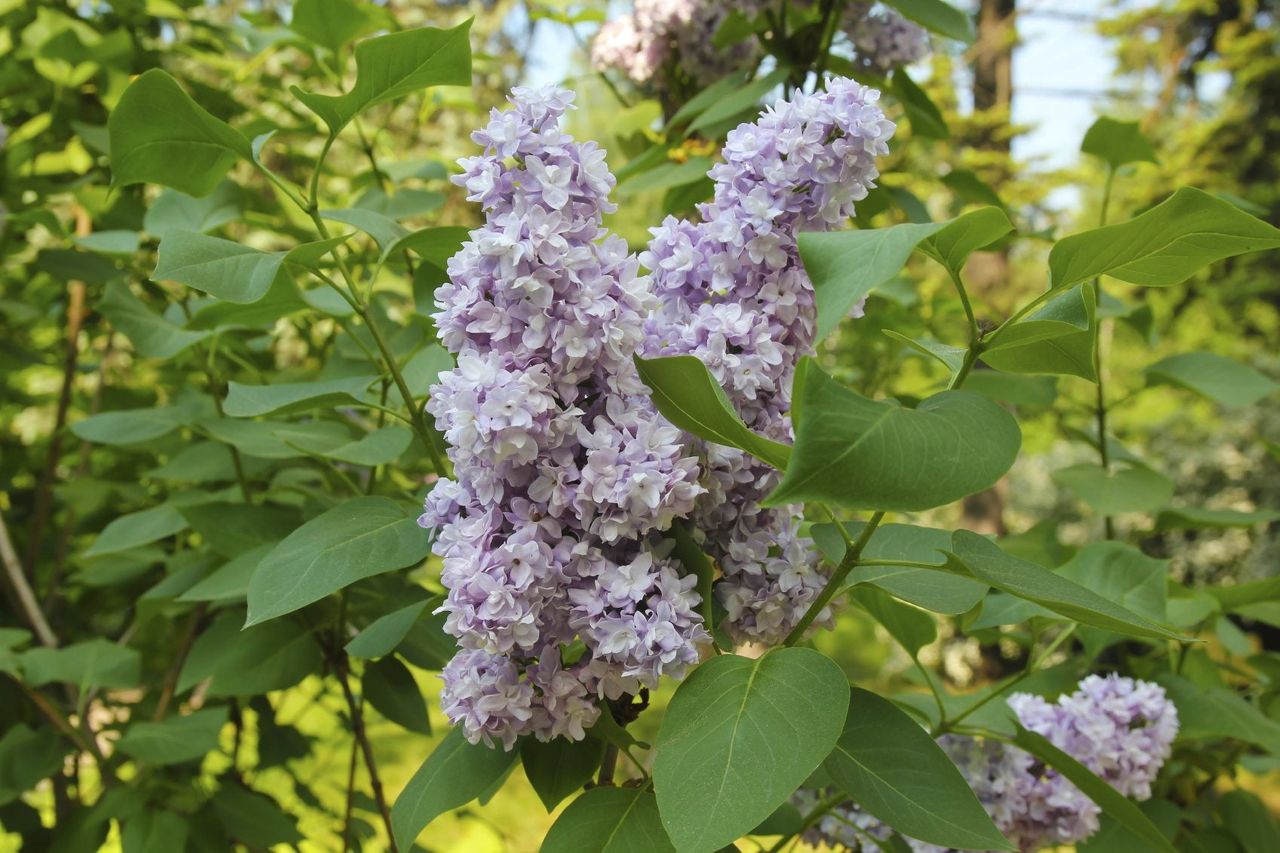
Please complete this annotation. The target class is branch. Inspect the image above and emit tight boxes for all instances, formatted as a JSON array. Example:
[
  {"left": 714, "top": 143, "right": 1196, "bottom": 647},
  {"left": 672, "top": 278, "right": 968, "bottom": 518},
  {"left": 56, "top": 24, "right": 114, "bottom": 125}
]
[
  {"left": 0, "top": 508, "right": 58, "bottom": 648},
  {"left": 329, "top": 647, "right": 399, "bottom": 853},
  {"left": 783, "top": 511, "right": 886, "bottom": 646}
]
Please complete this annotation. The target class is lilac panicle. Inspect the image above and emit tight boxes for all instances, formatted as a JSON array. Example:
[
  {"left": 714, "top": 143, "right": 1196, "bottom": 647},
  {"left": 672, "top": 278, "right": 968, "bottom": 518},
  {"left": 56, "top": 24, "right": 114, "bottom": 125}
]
[
  {"left": 642, "top": 77, "right": 895, "bottom": 644},
  {"left": 794, "top": 675, "right": 1179, "bottom": 852},
  {"left": 425, "top": 85, "right": 707, "bottom": 749}
]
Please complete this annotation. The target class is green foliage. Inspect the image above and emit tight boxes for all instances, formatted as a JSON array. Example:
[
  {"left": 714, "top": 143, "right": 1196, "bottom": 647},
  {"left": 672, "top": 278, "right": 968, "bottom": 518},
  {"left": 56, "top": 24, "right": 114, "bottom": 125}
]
[{"left": 542, "top": 787, "right": 674, "bottom": 853}]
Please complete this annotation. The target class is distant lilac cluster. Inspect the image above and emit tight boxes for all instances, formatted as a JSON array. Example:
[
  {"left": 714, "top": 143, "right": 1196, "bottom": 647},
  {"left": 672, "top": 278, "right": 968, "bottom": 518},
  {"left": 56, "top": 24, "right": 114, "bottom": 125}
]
[
  {"left": 591, "top": 2, "right": 928, "bottom": 92},
  {"left": 795, "top": 675, "right": 1179, "bottom": 852},
  {"left": 641, "top": 78, "right": 894, "bottom": 644},
  {"left": 424, "top": 85, "right": 708, "bottom": 749},
  {"left": 848, "top": 5, "right": 930, "bottom": 73},
  {"left": 590, "top": 0, "right": 756, "bottom": 88}
]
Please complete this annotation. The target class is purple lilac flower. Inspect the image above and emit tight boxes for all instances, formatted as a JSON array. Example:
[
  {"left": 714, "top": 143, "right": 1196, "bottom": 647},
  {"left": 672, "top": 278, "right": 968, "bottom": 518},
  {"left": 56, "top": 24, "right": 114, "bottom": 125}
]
[
  {"left": 590, "top": 0, "right": 759, "bottom": 88},
  {"left": 848, "top": 5, "right": 930, "bottom": 73},
  {"left": 424, "top": 85, "right": 707, "bottom": 749},
  {"left": 792, "top": 676, "right": 1179, "bottom": 852},
  {"left": 642, "top": 78, "right": 895, "bottom": 644}
]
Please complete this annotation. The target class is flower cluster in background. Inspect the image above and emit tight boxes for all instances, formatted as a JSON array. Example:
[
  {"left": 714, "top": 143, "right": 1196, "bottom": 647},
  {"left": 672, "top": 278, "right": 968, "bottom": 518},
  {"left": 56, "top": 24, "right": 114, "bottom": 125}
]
[
  {"left": 590, "top": 1, "right": 928, "bottom": 94},
  {"left": 795, "top": 675, "right": 1180, "bottom": 851},
  {"left": 423, "top": 86, "right": 708, "bottom": 749},
  {"left": 642, "top": 77, "right": 894, "bottom": 644}
]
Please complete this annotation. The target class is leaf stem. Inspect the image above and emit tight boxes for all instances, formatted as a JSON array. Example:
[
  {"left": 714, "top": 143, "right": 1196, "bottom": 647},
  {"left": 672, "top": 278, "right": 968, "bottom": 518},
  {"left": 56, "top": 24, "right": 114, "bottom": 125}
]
[
  {"left": 1094, "top": 165, "right": 1117, "bottom": 540},
  {"left": 784, "top": 511, "right": 886, "bottom": 646}
]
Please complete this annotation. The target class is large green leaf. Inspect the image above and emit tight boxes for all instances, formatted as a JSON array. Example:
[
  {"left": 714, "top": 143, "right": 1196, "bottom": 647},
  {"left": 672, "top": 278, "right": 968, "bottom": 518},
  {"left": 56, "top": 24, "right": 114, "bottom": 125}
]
[
  {"left": 99, "top": 281, "right": 209, "bottom": 359},
  {"left": 823, "top": 688, "right": 1011, "bottom": 850},
  {"left": 813, "top": 522, "right": 987, "bottom": 615},
  {"left": 143, "top": 181, "right": 244, "bottom": 237},
  {"left": 883, "top": 0, "right": 974, "bottom": 42},
  {"left": 391, "top": 728, "right": 517, "bottom": 848},
  {"left": 211, "top": 785, "right": 303, "bottom": 849},
  {"left": 1080, "top": 117, "right": 1158, "bottom": 169},
  {"left": 1155, "top": 674, "right": 1280, "bottom": 755},
  {"left": 542, "top": 787, "right": 674, "bottom": 853},
  {"left": 289, "top": 0, "right": 383, "bottom": 53},
  {"left": 634, "top": 355, "right": 790, "bottom": 470},
  {"left": 246, "top": 496, "right": 430, "bottom": 625},
  {"left": 1048, "top": 187, "right": 1280, "bottom": 290},
  {"left": 981, "top": 284, "right": 1097, "bottom": 381},
  {"left": 71, "top": 406, "right": 191, "bottom": 445},
  {"left": 1145, "top": 352, "right": 1277, "bottom": 408},
  {"left": 915, "top": 207, "right": 1013, "bottom": 274},
  {"left": 0, "top": 724, "right": 69, "bottom": 805},
  {"left": 1058, "top": 542, "right": 1167, "bottom": 622},
  {"left": 1010, "top": 726, "right": 1176, "bottom": 853},
  {"left": 121, "top": 811, "right": 189, "bottom": 853},
  {"left": 179, "top": 614, "right": 322, "bottom": 696},
  {"left": 652, "top": 648, "right": 849, "bottom": 851},
  {"left": 109, "top": 70, "right": 251, "bottom": 196},
  {"left": 1219, "top": 790, "right": 1280, "bottom": 853},
  {"left": 84, "top": 504, "right": 188, "bottom": 557},
  {"left": 153, "top": 232, "right": 284, "bottom": 304},
  {"left": 766, "top": 362, "right": 1020, "bottom": 511},
  {"left": 19, "top": 640, "right": 141, "bottom": 691},
  {"left": 850, "top": 586, "right": 936, "bottom": 657},
  {"left": 178, "top": 543, "right": 274, "bottom": 604},
  {"left": 1051, "top": 462, "right": 1173, "bottom": 515},
  {"left": 346, "top": 599, "right": 430, "bottom": 659},
  {"left": 222, "top": 375, "right": 376, "bottom": 417},
  {"left": 201, "top": 418, "right": 353, "bottom": 460},
  {"left": 892, "top": 68, "right": 949, "bottom": 139},
  {"left": 944, "top": 531, "right": 1182, "bottom": 642},
  {"left": 293, "top": 21, "right": 473, "bottom": 134},
  {"left": 116, "top": 708, "right": 227, "bottom": 766},
  {"left": 363, "top": 656, "right": 431, "bottom": 734},
  {"left": 686, "top": 66, "right": 790, "bottom": 134},
  {"left": 520, "top": 737, "right": 605, "bottom": 813}
]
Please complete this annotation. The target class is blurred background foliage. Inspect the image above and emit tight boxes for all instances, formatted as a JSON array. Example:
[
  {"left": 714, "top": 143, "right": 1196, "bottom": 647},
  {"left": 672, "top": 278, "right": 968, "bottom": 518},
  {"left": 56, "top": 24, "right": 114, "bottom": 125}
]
[{"left": 0, "top": 0, "right": 1277, "bottom": 850}]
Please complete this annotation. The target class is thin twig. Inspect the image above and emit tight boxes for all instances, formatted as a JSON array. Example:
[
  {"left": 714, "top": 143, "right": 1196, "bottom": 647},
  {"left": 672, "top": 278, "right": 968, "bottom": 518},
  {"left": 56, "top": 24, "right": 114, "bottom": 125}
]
[
  {"left": 152, "top": 603, "right": 208, "bottom": 720},
  {"left": 330, "top": 648, "right": 399, "bottom": 852},
  {"left": 1, "top": 509, "right": 58, "bottom": 648},
  {"left": 342, "top": 735, "right": 360, "bottom": 852},
  {"left": 784, "top": 512, "right": 887, "bottom": 645}
]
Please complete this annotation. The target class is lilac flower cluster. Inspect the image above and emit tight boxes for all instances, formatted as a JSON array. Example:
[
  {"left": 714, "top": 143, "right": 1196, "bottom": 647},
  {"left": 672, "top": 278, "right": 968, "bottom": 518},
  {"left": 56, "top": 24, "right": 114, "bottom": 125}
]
[
  {"left": 641, "top": 78, "right": 894, "bottom": 644},
  {"left": 591, "top": 2, "right": 928, "bottom": 92},
  {"left": 423, "top": 85, "right": 708, "bottom": 749},
  {"left": 590, "top": 0, "right": 756, "bottom": 88},
  {"left": 848, "top": 4, "right": 930, "bottom": 73},
  {"left": 795, "top": 675, "right": 1179, "bottom": 852}
]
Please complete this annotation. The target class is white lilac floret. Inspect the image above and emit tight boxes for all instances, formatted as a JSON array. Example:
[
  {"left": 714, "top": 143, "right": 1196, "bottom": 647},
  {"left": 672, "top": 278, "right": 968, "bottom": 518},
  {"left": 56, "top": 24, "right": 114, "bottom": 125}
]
[
  {"left": 795, "top": 675, "right": 1179, "bottom": 852},
  {"left": 424, "top": 85, "right": 706, "bottom": 749},
  {"left": 642, "top": 77, "right": 895, "bottom": 644}
]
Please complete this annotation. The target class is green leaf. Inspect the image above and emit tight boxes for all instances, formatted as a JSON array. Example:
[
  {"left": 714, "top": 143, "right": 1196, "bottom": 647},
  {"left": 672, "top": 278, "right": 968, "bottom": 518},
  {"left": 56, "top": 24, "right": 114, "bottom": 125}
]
[
  {"left": 882, "top": 330, "right": 966, "bottom": 373},
  {"left": 749, "top": 802, "right": 804, "bottom": 837},
  {"left": 945, "top": 531, "right": 1183, "bottom": 642},
  {"left": 211, "top": 785, "right": 303, "bottom": 849},
  {"left": 1048, "top": 187, "right": 1280, "bottom": 290},
  {"left": 390, "top": 226, "right": 470, "bottom": 267},
  {"left": 99, "top": 280, "right": 210, "bottom": 359},
  {"left": 813, "top": 522, "right": 987, "bottom": 614},
  {"left": 391, "top": 728, "right": 517, "bottom": 848},
  {"left": 363, "top": 656, "right": 430, "bottom": 734},
  {"left": 223, "top": 375, "right": 376, "bottom": 418},
  {"left": 108, "top": 70, "right": 251, "bottom": 196},
  {"left": 144, "top": 181, "right": 244, "bottom": 237},
  {"left": 883, "top": 0, "right": 975, "bottom": 42},
  {"left": 653, "top": 648, "right": 849, "bottom": 851},
  {"left": 84, "top": 504, "right": 188, "bottom": 557},
  {"left": 916, "top": 207, "right": 1014, "bottom": 274},
  {"left": 618, "top": 158, "right": 712, "bottom": 196},
  {"left": 306, "top": 425, "right": 413, "bottom": 466},
  {"left": 201, "top": 418, "right": 353, "bottom": 459},
  {"left": 153, "top": 232, "right": 285, "bottom": 304},
  {"left": 669, "top": 521, "right": 715, "bottom": 635},
  {"left": 634, "top": 355, "right": 791, "bottom": 470},
  {"left": 892, "top": 68, "right": 949, "bottom": 139},
  {"left": 71, "top": 406, "right": 190, "bottom": 445},
  {"left": 824, "top": 687, "right": 1011, "bottom": 850},
  {"left": 395, "top": 594, "right": 455, "bottom": 671},
  {"left": 1078, "top": 800, "right": 1180, "bottom": 853},
  {"left": 542, "top": 787, "right": 674, "bottom": 853},
  {"left": 1219, "top": 790, "right": 1280, "bottom": 853},
  {"left": 1081, "top": 117, "right": 1158, "bottom": 169},
  {"left": 962, "top": 371, "right": 1058, "bottom": 408},
  {"left": 520, "top": 737, "right": 605, "bottom": 812},
  {"left": 1146, "top": 352, "right": 1277, "bottom": 408},
  {"left": 179, "top": 502, "right": 298, "bottom": 559},
  {"left": 75, "top": 230, "right": 140, "bottom": 256},
  {"left": 1051, "top": 462, "right": 1174, "bottom": 515},
  {"left": 686, "top": 66, "right": 790, "bottom": 134},
  {"left": 121, "top": 810, "right": 189, "bottom": 853},
  {"left": 117, "top": 708, "right": 227, "bottom": 765},
  {"left": 178, "top": 543, "right": 274, "bottom": 604},
  {"left": 347, "top": 599, "right": 430, "bottom": 658},
  {"left": 1155, "top": 507, "right": 1280, "bottom": 531},
  {"left": 982, "top": 284, "right": 1097, "bottom": 381},
  {"left": 851, "top": 586, "right": 935, "bottom": 657},
  {"left": 766, "top": 362, "right": 1020, "bottom": 511},
  {"left": 321, "top": 208, "right": 409, "bottom": 251},
  {"left": 246, "top": 496, "right": 430, "bottom": 625},
  {"left": 799, "top": 220, "right": 946, "bottom": 344},
  {"left": 1010, "top": 725, "right": 1176, "bottom": 853},
  {"left": 667, "top": 70, "right": 749, "bottom": 128},
  {"left": 1058, "top": 542, "right": 1167, "bottom": 622},
  {"left": 1155, "top": 674, "right": 1280, "bottom": 755},
  {"left": 0, "top": 724, "right": 69, "bottom": 805},
  {"left": 181, "top": 614, "right": 322, "bottom": 696},
  {"left": 289, "top": 0, "right": 382, "bottom": 53},
  {"left": 20, "top": 639, "right": 141, "bottom": 691},
  {"left": 293, "top": 21, "right": 473, "bottom": 135}
]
